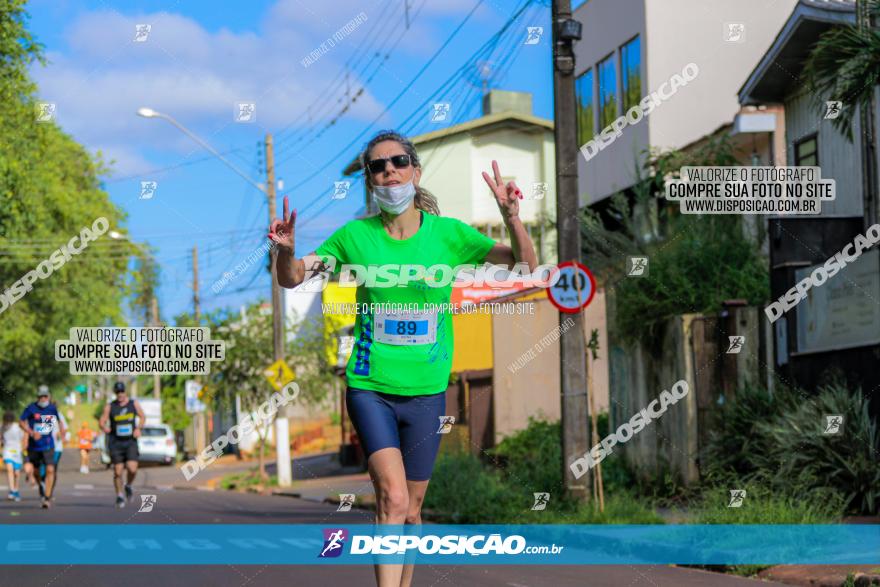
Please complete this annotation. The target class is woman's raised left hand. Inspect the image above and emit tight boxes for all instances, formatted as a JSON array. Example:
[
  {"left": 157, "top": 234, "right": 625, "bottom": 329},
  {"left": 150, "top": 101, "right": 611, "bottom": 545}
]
[{"left": 481, "top": 159, "right": 522, "bottom": 222}]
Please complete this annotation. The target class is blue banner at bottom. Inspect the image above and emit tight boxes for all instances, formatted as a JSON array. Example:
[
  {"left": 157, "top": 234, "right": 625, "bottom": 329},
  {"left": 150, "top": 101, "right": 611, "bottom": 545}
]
[{"left": 0, "top": 524, "right": 877, "bottom": 564}]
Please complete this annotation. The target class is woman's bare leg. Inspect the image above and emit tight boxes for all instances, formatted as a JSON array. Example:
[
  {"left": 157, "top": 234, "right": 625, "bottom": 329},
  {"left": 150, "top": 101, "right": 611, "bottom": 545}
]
[
  {"left": 399, "top": 479, "right": 429, "bottom": 587},
  {"left": 368, "top": 447, "right": 409, "bottom": 587}
]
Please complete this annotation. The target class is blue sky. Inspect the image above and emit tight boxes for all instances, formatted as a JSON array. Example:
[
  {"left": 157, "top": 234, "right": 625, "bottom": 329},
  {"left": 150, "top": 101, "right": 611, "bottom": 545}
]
[{"left": 25, "top": 0, "right": 559, "bottom": 321}]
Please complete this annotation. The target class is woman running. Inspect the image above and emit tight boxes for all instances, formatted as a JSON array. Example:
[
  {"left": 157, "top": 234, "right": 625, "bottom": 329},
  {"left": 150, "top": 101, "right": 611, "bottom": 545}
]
[
  {"left": 270, "top": 130, "right": 538, "bottom": 587},
  {"left": 2, "top": 411, "right": 24, "bottom": 502}
]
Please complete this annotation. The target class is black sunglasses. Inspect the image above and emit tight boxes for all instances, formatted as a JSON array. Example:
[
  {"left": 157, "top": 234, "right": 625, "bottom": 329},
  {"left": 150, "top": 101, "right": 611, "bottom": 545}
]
[{"left": 367, "top": 154, "right": 412, "bottom": 174}]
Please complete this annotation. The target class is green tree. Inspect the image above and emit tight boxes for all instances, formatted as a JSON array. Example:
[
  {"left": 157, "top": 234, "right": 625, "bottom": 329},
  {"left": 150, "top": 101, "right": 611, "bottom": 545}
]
[
  {"left": 210, "top": 305, "right": 276, "bottom": 478},
  {"left": 208, "top": 303, "right": 338, "bottom": 479},
  {"left": 581, "top": 137, "right": 768, "bottom": 343},
  {"left": 802, "top": 0, "right": 880, "bottom": 140},
  {"left": 0, "top": 1, "right": 154, "bottom": 405}
]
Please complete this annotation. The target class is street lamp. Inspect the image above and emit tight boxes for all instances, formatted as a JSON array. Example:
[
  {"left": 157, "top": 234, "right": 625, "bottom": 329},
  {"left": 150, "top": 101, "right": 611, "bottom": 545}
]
[
  {"left": 136, "top": 107, "right": 267, "bottom": 194},
  {"left": 137, "top": 107, "right": 292, "bottom": 487}
]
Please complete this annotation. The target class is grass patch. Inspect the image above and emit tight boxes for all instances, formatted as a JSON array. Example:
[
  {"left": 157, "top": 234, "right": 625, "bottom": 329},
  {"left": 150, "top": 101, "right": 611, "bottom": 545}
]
[
  {"left": 219, "top": 469, "right": 278, "bottom": 491},
  {"left": 692, "top": 483, "right": 845, "bottom": 524}
]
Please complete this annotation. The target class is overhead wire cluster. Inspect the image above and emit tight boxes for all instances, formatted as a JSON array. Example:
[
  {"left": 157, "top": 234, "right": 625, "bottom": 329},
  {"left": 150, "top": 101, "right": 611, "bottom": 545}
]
[{"left": 273, "top": 0, "right": 539, "bottom": 232}]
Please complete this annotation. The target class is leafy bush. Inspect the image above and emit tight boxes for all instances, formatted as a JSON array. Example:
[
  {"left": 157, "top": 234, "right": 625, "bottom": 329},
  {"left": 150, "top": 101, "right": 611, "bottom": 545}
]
[
  {"left": 580, "top": 137, "right": 768, "bottom": 344},
  {"left": 702, "top": 385, "right": 796, "bottom": 480},
  {"left": 424, "top": 418, "right": 655, "bottom": 524},
  {"left": 613, "top": 214, "right": 769, "bottom": 343},
  {"left": 749, "top": 382, "right": 880, "bottom": 514},
  {"left": 703, "top": 381, "right": 879, "bottom": 514},
  {"left": 488, "top": 417, "right": 562, "bottom": 497},
  {"left": 488, "top": 415, "right": 636, "bottom": 498},
  {"left": 422, "top": 452, "right": 520, "bottom": 523}
]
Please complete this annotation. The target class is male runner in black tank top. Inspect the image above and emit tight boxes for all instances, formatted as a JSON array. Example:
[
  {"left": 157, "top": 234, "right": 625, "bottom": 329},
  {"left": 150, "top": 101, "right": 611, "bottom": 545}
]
[{"left": 99, "top": 382, "right": 145, "bottom": 508}]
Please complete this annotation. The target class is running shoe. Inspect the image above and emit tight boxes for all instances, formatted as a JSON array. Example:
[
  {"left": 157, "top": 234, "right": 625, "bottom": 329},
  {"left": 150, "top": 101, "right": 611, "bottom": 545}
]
[
  {"left": 124, "top": 484, "right": 133, "bottom": 502},
  {"left": 115, "top": 495, "right": 125, "bottom": 509},
  {"left": 40, "top": 497, "right": 50, "bottom": 509},
  {"left": 6, "top": 492, "right": 13, "bottom": 501},
  {"left": 13, "top": 491, "right": 21, "bottom": 502}
]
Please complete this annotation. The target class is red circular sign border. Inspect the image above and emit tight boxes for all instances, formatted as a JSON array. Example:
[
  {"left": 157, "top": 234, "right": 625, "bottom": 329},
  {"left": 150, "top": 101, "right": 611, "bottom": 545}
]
[{"left": 546, "top": 261, "right": 597, "bottom": 314}]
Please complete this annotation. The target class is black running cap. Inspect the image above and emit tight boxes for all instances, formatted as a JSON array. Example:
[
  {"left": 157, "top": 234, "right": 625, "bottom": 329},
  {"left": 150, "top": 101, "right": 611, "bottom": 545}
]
[{"left": 113, "top": 382, "right": 126, "bottom": 393}]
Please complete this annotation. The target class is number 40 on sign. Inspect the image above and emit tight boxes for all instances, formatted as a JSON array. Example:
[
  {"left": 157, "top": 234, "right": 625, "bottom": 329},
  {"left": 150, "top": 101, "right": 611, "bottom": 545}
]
[{"left": 547, "top": 261, "right": 596, "bottom": 314}]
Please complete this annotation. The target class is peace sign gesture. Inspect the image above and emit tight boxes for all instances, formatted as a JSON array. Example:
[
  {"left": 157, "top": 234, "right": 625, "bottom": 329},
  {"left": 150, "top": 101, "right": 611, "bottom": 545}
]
[
  {"left": 268, "top": 195, "right": 296, "bottom": 252},
  {"left": 481, "top": 159, "right": 522, "bottom": 222}
]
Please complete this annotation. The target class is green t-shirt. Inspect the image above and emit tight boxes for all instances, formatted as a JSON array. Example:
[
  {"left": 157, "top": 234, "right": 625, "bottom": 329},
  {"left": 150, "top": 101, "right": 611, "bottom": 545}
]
[{"left": 314, "top": 211, "right": 496, "bottom": 396}]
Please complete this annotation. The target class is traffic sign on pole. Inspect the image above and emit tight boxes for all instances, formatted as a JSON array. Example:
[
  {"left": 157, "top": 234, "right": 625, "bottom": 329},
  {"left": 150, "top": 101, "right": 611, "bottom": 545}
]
[
  {"left": 263, "top": 358, "right": 295, "bottom": 391},
  {"left": 184, "top": 380, "right": 206, "bottom": 414},
  {"left": 546, "top": 261, "right": 596, "bottom": 313}
]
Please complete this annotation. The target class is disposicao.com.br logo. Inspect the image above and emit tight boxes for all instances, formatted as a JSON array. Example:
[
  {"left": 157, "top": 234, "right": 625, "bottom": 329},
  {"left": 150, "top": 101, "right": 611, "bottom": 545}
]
[{"left": 318, "top": 529, "right": 563, "bottom": 557}]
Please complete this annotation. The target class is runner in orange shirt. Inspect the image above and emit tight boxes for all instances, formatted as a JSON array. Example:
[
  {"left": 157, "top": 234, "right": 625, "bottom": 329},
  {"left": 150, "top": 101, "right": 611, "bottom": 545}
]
[{"left": 77, "top": 422, "right": 96, "bottom": 474}]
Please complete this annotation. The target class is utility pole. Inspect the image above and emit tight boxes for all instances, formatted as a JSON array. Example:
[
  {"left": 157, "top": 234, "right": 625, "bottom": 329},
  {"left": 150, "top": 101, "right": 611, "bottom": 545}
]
[
  {"left": 151, "top": 296, "right": 161, "bottom": 399},
  {"left": 192, "top": 245, "right": 205, "bottom": 453},
  {"left": 265, "top": 133, "right": 292, "bottom": 487},
  {"left": 858, "top": 0, "right": 878, "bottom": 228},
  {"left": 552, "top": 0, "right": 590, "bottom": 503},
  {"left": 193, "top": 246, "right": 200, "bottom": 323}
]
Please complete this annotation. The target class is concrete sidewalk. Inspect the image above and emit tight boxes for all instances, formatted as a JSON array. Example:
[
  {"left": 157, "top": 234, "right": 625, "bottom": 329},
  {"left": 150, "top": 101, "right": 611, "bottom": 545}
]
[{"left": 269, "top": 451, "right": 373, "bottom": 504}]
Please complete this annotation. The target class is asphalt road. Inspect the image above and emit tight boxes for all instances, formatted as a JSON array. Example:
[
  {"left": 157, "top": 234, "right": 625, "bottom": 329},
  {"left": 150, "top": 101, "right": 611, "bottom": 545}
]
[{"left": 0, "top": 456, "right": 783, "bottom": 587}]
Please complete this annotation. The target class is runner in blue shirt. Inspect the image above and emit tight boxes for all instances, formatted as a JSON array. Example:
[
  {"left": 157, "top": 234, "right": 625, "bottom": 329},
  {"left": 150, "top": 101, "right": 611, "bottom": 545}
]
[{"left": 19, "top": 386, "right": 64, "bottom": 508}]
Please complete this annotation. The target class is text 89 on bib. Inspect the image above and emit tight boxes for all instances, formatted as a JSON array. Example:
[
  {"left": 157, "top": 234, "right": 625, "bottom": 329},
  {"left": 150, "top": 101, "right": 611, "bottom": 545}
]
[{"left": 374, "top": 310, "right": 437, "bottom": 345}]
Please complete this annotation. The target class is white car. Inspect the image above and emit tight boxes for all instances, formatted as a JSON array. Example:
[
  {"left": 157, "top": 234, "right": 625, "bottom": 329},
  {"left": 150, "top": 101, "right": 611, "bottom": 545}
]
[
  {"left": 99, "top": 424, "right": 177, "bottom": 466},
  {"left": 137, "top": 424, "right": 177, "bottom": 465}
]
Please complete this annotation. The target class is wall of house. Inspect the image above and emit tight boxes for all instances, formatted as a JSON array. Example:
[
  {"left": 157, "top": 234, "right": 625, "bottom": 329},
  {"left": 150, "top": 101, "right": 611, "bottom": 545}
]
[
  {"left": 416, "top": 133, "right": 472, "bottom": 220},
  {"left": 491, "top": 297, "right": 561, "bottom": 444},
  {"left": 469, "top": 127, "right": 556, "bottom": 226},
  {"left": 572, "top": 0, "right": 797, "bottom": 205},
  {"left": 573, "top": 0, "right": 648, "bottom": 206},
  {"left": 784, "top": 88, "right": 864, "bottom": 217},
  {"left": 645, "top": 0, "right": 798, "bottom": 153}
]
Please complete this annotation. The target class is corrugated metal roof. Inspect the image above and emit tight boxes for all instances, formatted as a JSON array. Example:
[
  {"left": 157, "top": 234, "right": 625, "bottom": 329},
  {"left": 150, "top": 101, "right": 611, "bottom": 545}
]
[
  {"left": 799, "top": 0, "right": 855, "bottom": 12},
  {"left": 739, "top": 0, "right": 858, "bottom": 104}
]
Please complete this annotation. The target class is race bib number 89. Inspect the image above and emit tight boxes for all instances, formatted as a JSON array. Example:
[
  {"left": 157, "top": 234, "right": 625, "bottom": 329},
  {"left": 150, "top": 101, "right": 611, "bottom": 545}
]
[
  {"left": 116, "top": 424, "right": 133, "bottom": 437},
  {"left": 374, "top": 311, "right": 437, "bottom": 345}
]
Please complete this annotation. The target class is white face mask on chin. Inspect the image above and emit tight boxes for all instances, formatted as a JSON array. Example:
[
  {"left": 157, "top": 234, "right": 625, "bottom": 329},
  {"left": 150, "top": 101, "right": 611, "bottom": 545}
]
[{"left": 372, "top": 179, "right": 416, "bottom": 215}]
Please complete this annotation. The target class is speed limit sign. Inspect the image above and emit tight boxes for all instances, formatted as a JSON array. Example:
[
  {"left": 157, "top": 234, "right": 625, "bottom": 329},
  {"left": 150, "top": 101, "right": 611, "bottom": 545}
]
[{"left": 547, "top": 261, "right": 596, "bottom": 314}]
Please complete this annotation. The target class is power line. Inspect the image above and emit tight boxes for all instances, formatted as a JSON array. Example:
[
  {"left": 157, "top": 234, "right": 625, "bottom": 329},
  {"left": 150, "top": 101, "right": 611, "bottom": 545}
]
[
  {"left": 272, "top": 0, "right": 400, "bottom": 147},
  {"left": 268, "top": 0, "right": 434, "bottom": 165},
  {"left": 272, "top": 0, "right": 489, "bottom": 232},
  {"left": 102, "top": 147, "right": 250, "bottom": 184},
  {"left": 277, "top": 0, "right": 533, "bottom": 228}
]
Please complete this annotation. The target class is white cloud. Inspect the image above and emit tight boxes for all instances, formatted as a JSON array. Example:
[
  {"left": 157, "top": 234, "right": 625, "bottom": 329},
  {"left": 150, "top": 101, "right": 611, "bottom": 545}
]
[
  {"left": 30, "top": 0, "right": 492, "bottom": 176},
  {"left": 32, "top": 6, "right": 387, "bottom": 161}
]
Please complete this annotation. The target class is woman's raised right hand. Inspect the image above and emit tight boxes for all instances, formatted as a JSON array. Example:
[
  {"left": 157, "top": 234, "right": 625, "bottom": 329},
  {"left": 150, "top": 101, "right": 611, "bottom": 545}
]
[{"left": 269, "top": 195, "right": 296, "bottom": 252}]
